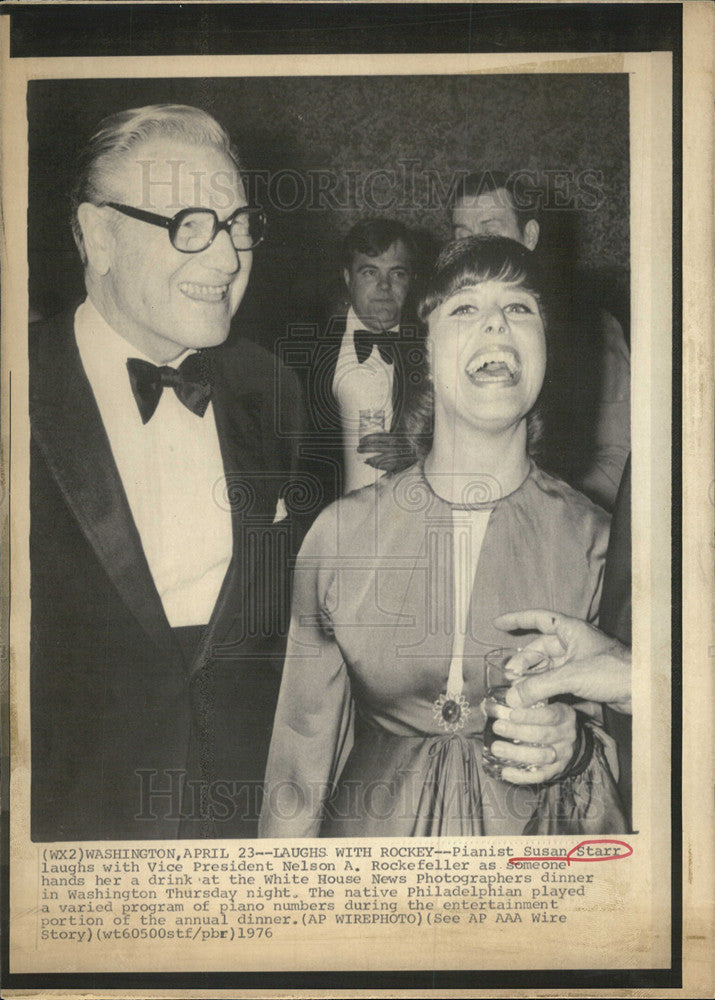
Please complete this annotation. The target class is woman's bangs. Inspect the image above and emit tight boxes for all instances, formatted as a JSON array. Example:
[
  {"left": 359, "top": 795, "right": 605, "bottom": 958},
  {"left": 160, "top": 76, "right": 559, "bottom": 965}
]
[
  {"left": 418, "top": 236, "right": 544, "bottom": 322},
  {"left": 445, "top": 257, "right": 534, "bottom": 298}
]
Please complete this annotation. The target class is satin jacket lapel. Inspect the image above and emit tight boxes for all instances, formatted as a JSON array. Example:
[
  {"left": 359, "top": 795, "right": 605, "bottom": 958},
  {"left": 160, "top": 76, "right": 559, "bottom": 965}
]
[
  {"left": 391, "top": 331, "right": 405, "bottom": 430},
  {"left": 320, "top": 313, "right": 346, "bottom": 428},
  {"left": 199, "top": 353, "right": 277, "bottom": 665},
  {"left": 30, "top": 313, "right": 175, "bottom": 655},
  {"left": 391, "top": 322, "right": 427, "bottom": 431}
]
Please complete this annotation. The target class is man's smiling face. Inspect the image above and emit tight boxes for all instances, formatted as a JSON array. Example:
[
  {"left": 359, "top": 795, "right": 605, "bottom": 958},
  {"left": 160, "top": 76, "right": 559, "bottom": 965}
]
[{"left": 99, "top": 138, "right": 251, "bottom": 362}]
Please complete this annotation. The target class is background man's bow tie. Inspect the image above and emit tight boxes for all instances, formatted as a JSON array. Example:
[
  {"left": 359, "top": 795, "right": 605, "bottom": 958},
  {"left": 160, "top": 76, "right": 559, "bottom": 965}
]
[
  {"left": 354, "top": 329, "right": 394, "bottom": 365},
  {"left": 126, "top": 353, "right": 213, "bottom": 424}
]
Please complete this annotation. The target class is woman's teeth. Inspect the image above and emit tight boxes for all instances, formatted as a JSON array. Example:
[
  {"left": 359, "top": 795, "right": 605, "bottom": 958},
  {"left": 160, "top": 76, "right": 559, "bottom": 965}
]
[{"left": 465, "top": 349, "right": 520, "bottom": 384}]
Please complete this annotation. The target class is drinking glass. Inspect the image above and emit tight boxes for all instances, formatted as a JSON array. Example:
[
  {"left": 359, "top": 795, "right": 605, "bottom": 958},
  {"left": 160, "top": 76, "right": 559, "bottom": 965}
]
[
  {"left": 482, "top": 646, "right": 552, "bottom": 780},
  {"left": 358, "top": 408, "right": 386, "bottom": 438}
]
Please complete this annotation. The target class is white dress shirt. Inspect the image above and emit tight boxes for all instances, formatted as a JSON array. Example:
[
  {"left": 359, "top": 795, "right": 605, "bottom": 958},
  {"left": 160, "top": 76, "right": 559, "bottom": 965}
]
[
  {"left": 333, "top": 307, "right": 396, "bottom": 494},
  {"left": 75, "top": 298, "right": 233, "bottom": 627}
]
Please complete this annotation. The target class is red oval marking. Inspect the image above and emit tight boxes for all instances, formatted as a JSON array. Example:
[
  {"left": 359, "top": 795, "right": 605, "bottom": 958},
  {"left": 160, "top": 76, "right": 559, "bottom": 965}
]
[
  {"left": 508, "top": 840, "right": 633, "bottom": 867},
  {"left": 565, "top": 839, "right": 633, "bottom": 863}
]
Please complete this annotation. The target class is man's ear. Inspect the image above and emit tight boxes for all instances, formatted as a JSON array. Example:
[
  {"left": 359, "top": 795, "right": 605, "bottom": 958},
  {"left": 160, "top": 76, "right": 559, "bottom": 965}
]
[
  {"left": 342, "top": 266, "right": 351, "bottom": 290},
  {"left": 76, "top": 203, "right": 115, "bottom": 276},
  {"left": 522, "top": 219, "right": 540, "bottom": 251}
]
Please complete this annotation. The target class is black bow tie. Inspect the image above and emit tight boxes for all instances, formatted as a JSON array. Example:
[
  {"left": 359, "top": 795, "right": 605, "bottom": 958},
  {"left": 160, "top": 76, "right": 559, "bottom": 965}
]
[
  {"left": 126, "top": 353, "right": 213, "bottom": 424},
  {"left": 354, "top": 329, "right": 395, "bottom": 366}
]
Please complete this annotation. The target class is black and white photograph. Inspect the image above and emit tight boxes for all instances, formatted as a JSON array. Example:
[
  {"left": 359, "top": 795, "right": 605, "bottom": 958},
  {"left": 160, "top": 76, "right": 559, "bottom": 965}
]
[
  {"left": 2, "top": 1, "right": 705, "bottom": 993},
  {"left": 27, "top": 72, "right": 633, "bottom": 843}
]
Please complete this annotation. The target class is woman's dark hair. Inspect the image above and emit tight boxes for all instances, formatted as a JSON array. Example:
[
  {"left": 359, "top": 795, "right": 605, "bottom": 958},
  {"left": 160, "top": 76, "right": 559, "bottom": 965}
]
[
  {"left": 404, "top": 235, "right": 550, "bottom": 463},
  {"left": 418, "top": 234, "right": 546, "bottom": 323}
]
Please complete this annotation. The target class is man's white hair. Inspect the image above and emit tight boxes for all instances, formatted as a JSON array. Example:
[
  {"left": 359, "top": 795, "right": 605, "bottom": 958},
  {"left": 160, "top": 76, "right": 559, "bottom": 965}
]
[{"left": 70, "top": 104, "right": 242, "bottom": 262}]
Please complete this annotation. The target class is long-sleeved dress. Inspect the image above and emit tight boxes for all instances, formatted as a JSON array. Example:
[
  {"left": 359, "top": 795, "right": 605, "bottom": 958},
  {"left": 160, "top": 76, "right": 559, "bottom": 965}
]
[{"left": 259, "top": 462, "right": 621, "bottom": 838}]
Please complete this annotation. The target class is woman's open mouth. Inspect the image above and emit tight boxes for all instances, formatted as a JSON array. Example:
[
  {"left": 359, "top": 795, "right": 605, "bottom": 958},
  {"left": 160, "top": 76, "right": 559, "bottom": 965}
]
[{"left": 465, "top": 345, "right": 521, "bottom": 385}]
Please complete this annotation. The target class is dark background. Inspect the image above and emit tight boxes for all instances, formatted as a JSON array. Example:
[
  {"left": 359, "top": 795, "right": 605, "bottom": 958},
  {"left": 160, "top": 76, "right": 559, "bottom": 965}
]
[{"left": 28, "top": 73, "right": 629, "bottom": 350}]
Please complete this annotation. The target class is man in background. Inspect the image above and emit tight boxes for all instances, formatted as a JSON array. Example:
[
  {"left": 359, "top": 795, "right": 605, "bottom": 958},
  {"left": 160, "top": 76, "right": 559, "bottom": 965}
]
[
  {"left": 30, "top": 104, "right": 304, "bottom": 839},
  {"left": 295, "top": 217, "right": 426, "bottom": 505}
]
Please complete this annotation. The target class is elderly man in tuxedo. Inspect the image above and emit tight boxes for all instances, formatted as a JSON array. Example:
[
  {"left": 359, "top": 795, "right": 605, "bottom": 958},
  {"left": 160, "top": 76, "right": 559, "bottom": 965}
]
[
  {"left": 296, "top": 217, "right": 426, "bottom": 504},
  {"left": 30, "top": 104, "right": 304, "bottom": 840}
]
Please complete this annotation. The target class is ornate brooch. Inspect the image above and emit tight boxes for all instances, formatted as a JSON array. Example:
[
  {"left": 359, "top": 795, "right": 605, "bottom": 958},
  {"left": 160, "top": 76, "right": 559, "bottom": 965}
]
[{"left": 433, "top": 692, "right": 471, "bottom": 734}]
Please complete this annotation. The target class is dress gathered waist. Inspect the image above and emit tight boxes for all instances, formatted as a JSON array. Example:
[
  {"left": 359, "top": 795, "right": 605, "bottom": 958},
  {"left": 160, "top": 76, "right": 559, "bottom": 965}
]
[
  {"left": 321, "top": 710, "right": 493, "bottom": 838},
  {"left": 354, "top": 707, "right": 485, "bottom": 744}
]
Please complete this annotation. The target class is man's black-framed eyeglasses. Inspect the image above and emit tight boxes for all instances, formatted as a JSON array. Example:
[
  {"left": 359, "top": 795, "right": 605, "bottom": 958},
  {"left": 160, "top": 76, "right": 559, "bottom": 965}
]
[{"left": 103, "top": 202, "right": 266, "bottom": 253}]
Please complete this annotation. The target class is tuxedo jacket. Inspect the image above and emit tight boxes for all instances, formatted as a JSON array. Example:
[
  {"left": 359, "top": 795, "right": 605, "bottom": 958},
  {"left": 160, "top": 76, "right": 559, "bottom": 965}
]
[
  {"left": 290, "top": 312, "right": 427, "bottom": 508},
  {"left": 30, "top": 310, "right": 305, "bottom": 840}
]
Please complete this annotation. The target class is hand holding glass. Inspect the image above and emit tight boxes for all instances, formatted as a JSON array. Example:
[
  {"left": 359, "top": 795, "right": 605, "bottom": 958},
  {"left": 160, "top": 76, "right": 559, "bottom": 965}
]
[{"left": 482, "top": 646, "right": 553, "bottom": 780}]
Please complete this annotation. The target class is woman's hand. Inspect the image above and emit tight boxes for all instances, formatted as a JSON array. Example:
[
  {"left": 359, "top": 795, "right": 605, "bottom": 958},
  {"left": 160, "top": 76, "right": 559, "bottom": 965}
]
[
  {"left": 494, "top": 608, "right": 632, "bottom": 714},
  {"left": 485, "top": 699, "right": 578, "bottom": 784}
]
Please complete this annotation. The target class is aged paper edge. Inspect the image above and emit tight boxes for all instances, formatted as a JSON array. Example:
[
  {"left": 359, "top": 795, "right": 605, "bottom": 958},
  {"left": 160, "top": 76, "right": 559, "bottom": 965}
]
[{"left": 1, "top": 0, "right": 709, "bottom": 995}]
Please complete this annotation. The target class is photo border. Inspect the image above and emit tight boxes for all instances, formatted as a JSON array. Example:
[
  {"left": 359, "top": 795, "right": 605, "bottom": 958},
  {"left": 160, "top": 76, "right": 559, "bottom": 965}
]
[{"left": 1, "top": 1, "right": 689, "bottom": 994}]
